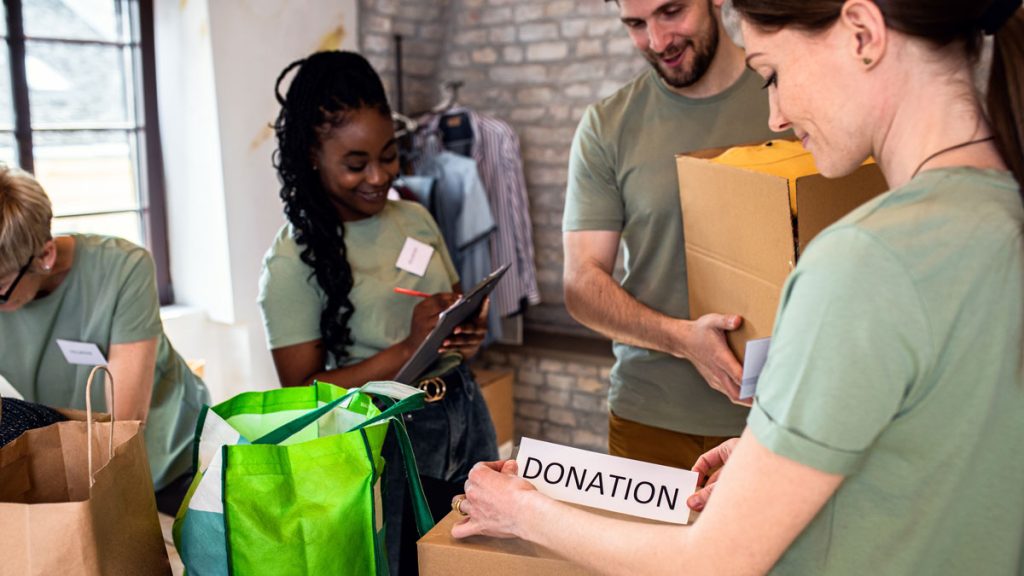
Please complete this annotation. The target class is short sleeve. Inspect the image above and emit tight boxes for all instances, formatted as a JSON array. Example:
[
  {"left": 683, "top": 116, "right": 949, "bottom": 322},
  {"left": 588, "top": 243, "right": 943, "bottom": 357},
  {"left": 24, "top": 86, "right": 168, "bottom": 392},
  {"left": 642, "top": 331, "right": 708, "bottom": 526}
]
[
  {"left": 110, "top": 247, "right": 162, "bottom": 344},
  {"left": 749, "top": 227, "right": 932, "bottom": 475},
  {"left": 563, "top": 105, "right": 624, "bottom": 232},
  {"left": 258, "top": 254, "right": 326, "bottom": 350}
]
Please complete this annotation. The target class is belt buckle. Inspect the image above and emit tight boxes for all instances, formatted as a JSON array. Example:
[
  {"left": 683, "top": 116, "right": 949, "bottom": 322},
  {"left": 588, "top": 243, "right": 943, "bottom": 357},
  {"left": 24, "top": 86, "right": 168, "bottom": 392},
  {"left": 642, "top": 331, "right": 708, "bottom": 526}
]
[{"left": 418, "top": 376, "right": 446, "bottom": 403}]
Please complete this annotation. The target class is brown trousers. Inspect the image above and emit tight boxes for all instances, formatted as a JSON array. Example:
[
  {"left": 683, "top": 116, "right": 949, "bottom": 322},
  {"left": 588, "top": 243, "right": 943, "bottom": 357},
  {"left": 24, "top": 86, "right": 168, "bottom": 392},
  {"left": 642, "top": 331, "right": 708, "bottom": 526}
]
[{"left": 608, "top": 411, "right": 733, "bottom": 470}]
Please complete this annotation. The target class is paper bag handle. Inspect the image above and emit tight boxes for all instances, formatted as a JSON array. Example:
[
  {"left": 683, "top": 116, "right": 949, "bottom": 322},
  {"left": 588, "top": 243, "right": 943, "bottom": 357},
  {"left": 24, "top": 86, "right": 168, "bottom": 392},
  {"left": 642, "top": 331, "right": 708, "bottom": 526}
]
[{"left": 85, "top": 365, "right": 115, "bottom": 489}]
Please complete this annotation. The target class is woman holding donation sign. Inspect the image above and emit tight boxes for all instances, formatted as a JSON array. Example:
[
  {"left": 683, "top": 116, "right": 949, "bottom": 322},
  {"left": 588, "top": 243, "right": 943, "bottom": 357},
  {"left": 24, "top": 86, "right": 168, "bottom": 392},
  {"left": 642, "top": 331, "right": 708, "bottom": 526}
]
[
  {"left": 257, "top": 50, "right": 497, "bottom": 574},
  {"left": 451, "top": 1, "right": 1024, "bottom": 574}
]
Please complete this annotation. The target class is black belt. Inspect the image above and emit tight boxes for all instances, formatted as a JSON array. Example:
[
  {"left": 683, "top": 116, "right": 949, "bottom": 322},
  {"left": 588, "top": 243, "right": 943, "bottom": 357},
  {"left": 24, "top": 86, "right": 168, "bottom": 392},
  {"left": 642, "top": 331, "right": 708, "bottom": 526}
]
[{"left": 416, "top": 367, "right": 464, "bottom": 403}]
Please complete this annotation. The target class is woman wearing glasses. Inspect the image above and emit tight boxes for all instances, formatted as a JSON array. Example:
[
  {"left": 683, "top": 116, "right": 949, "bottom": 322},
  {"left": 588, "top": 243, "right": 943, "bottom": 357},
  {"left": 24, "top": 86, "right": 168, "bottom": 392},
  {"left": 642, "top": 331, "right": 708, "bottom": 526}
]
[{"left": 0, "top": 166, "right": 209, "bottom": 515}]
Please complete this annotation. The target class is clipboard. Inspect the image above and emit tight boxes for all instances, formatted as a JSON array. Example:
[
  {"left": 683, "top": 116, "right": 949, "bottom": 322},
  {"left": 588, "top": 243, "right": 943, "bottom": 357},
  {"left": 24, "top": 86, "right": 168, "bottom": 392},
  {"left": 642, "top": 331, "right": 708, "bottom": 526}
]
[{"left": 394, "top": 263, "right": 510, "bottom": 384}]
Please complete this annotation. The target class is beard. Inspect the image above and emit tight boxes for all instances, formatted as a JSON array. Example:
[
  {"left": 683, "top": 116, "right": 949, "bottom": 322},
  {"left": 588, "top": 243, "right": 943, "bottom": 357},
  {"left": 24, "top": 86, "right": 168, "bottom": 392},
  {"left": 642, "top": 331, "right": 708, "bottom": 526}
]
[{"left": 644, "top": 3, "right": 720, "bottom": 89}]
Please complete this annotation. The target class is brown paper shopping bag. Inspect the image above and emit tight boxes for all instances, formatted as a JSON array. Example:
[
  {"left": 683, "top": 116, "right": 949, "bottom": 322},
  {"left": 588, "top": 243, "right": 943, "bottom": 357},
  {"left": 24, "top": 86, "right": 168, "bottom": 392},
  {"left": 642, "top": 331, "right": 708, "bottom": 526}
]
[{"left": 0, "top": 366, "right": 169, "bottom": 575}]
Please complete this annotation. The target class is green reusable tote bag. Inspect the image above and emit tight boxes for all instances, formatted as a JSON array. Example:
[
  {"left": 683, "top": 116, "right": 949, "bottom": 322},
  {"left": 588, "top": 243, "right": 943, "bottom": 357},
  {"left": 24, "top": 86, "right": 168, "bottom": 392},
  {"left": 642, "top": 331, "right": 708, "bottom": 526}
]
[{"left": 172, "top": 380, "right": 434, "bottom": 575}]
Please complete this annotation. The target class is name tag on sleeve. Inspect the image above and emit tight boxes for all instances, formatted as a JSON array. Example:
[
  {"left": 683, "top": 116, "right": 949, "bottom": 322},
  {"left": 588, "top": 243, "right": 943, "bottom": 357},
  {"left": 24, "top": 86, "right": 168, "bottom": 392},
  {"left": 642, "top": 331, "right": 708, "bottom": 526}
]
[
  {"left": 56, "top": 339, "right": 108, "bottom": 366},
  {"left": 515, "top": 437, "right": 698, "bottom": 524},
  {"left": 396, "top": 237, "right": 434, "bottom": 277}
]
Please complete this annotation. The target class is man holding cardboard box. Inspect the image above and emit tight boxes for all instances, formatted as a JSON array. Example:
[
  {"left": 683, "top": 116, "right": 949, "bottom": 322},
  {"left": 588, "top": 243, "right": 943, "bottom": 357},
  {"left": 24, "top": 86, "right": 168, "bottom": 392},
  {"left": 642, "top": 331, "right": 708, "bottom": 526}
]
[{"left": 562, "top": 0, "right": 778, "bottom": 468}]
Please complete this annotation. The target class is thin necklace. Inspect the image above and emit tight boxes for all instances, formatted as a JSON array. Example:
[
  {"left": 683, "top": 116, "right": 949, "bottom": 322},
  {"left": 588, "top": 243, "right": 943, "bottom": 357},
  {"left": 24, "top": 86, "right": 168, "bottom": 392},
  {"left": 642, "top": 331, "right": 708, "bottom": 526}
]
[{"left": 911, "top": 136, "right": 995, "bottom": 180}]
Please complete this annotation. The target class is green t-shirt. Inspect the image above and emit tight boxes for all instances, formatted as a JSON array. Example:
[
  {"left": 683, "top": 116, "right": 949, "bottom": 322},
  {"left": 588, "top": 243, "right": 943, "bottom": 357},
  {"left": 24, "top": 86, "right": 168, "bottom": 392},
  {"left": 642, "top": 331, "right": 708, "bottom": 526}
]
[
  {"left": 0, "top": 234, "right": 210, "bottom": 490},
  {"left": 750, "top": 168, "right": 1024, "bottom": 575},
  {"left": 259, "top": 200, "right": 459, "bottom": 368},
  {"left": 563, "top": 68, "right": 780, "bottom": 436}
]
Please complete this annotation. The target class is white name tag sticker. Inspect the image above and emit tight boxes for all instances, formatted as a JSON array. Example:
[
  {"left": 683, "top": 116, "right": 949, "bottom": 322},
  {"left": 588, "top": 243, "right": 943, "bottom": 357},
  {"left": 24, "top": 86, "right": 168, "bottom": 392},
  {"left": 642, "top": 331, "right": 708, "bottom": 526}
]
[
  {"left": 515, "top": 437, "right": 698, "bottom": 524},
  {"left": 55, "top": 339, "right": 108, "bottom": 366},
  {"left": 396, "top": 237, "right": 434, "bottom": 277},
  {"left": 740, "top": 337, "right": 772, "bottom": 400}
]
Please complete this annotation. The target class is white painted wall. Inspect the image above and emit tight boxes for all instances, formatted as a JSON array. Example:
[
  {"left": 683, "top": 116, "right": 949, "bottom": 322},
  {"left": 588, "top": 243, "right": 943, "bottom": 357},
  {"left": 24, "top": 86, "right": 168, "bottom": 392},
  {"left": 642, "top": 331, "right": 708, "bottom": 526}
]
[{"left": 155, "top": 0, "right": 359, "bottom": 401}]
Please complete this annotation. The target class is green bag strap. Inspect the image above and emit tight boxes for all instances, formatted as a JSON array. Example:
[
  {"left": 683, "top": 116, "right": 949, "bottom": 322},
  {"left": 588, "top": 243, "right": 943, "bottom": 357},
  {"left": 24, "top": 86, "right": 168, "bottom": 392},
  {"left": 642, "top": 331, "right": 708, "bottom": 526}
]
[
  {"left": 253, "top": 383, "right": 425, "bottom": 446},
  {"left": 251, "top": 387, "right": 359, "bottom": 445},
  {"left": 374, "top": 395, "right": 434, "bottom": 537}
]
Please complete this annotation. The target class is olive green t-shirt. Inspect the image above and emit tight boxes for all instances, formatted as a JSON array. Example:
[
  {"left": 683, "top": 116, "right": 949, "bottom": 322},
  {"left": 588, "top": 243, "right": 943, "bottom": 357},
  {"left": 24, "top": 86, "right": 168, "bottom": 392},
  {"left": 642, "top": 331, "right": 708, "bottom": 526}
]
[
  {"left": 750, "top": 168, "right": 1024, "bottom": 575},
  {"left": 563, "top": 68, "right": 779, "bottom": 436},
  {"left": 258, "top": 200, "right": 459, "bottom": 368},
  {"left": 0, "top": 234, "right": 210, "bottom": 490}
]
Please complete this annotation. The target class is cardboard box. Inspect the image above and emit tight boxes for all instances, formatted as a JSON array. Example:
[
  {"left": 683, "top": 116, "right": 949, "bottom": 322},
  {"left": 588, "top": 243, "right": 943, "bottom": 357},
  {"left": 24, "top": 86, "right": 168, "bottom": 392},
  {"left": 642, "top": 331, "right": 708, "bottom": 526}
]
[
  {"left": 475, "top": 368, "right": 515, "bottom": 447},
  {"left": 418, "top": 510, "right": 595, "bottom": 575},
  {"left": 676, "top": 140, "right": 888, "bottom": 361},
  {"left": 419, "top": 506, "right": 685, "bottom": 575}
]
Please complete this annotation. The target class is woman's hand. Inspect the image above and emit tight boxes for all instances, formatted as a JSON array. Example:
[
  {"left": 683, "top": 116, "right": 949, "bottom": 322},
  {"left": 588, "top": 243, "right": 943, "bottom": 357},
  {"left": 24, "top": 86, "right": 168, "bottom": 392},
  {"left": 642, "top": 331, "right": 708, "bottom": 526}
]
[
  {"left": 440, "top": 298, "right": 489, "bottom": 359},
  {"left": 450, "top": 459, "right": 537, "bottom": 539},
  {"left": 404, "top": 292, "right": 459, "bottom": 353},
  {"left": 686, "top": 437, "right": 740, "bottom": 512}
]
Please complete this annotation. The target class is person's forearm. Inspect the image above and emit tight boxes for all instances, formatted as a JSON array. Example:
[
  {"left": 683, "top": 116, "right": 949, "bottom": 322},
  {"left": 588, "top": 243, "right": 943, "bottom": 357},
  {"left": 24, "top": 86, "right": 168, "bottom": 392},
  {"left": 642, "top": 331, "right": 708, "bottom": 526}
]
[
  {"left": 517, "top": 493, "right": 701, "bottom": 576},
  {"left": 565, "top": 265, "right": 690, "bottom": 357},
  {"left": 304, "top": 341, "right": 415, "bottom": 388}
]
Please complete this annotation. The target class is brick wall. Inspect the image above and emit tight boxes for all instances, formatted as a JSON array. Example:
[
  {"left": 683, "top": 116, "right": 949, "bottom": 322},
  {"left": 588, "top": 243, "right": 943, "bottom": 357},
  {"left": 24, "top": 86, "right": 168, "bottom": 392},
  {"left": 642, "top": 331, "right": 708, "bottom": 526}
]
[
  {"left": 478, "top": 344, "right": 615, "bottom": 453},
  {"left": 360, "top": 0, "right": 649, "bottom": 335},
  {"left": 359, "top": 0, "right": 450, "bottom": 115}
]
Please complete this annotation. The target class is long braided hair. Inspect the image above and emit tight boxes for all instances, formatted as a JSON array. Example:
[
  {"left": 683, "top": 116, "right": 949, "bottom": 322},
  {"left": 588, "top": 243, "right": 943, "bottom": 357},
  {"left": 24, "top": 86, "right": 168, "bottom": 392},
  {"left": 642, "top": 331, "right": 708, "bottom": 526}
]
[{"left": 272, "top": 51, "right": 392, "bottom": 362}]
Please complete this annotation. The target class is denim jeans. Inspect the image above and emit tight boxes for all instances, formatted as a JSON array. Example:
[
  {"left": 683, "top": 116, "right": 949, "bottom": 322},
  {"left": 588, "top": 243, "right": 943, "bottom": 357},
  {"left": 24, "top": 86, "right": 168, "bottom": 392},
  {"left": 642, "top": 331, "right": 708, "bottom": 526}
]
[{"left": 382, "top": 364, "right": 498, "bottom": 575}]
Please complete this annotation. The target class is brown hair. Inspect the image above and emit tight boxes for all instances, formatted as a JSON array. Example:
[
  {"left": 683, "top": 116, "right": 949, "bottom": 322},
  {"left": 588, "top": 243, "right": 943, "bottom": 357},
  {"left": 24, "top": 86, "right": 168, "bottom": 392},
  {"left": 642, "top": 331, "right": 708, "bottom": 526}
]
[
  {"left": 732, "top": 0, "right": 1024, "bottom": 188},
  {"left": 0, "top": 165, "right": 52, "bottom": 277}
]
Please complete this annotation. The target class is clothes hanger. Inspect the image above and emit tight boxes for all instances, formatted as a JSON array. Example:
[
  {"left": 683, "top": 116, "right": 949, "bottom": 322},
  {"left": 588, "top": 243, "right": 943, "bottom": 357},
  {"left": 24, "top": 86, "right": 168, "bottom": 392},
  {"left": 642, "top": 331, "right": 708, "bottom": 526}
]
[
  {"left": 393, "top": 112, "right": 418, "bottom": 139},
  {"left": 431, "top": 80, "right": 464, "bottom": 114}
]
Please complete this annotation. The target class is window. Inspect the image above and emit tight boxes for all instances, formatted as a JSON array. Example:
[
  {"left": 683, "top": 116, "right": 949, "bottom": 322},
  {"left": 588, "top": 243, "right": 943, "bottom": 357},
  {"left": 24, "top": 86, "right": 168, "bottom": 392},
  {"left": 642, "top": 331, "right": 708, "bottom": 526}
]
[{"left": 1, "top": 0, "right": 171, "bottom": 302}]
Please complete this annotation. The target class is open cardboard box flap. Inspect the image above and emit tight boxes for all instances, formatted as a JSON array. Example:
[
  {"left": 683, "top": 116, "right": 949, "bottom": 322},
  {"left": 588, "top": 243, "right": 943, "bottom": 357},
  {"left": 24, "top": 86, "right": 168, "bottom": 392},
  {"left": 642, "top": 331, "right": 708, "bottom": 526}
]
[{"left": 676, "top": 141, "right": 888, "bottom": 361}]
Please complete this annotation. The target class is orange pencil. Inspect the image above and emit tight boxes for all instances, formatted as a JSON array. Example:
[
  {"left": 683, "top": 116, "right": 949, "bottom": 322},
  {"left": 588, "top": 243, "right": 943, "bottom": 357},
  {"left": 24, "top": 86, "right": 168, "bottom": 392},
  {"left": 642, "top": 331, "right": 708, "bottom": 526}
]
[{"left": 394, "top": 287, "right": 431, "bottom": 298}]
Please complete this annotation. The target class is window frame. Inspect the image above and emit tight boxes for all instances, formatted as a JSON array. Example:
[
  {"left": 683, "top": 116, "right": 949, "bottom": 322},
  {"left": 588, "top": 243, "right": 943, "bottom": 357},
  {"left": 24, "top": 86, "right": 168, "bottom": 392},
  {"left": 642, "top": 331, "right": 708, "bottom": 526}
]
[{"left": 2, "top": 0, "right": 173, "bottom": 304}]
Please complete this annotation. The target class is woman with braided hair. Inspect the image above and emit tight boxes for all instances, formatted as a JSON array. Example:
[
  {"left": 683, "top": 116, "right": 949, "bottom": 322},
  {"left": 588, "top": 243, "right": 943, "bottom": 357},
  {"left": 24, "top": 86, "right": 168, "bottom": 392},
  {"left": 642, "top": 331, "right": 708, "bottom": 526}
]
[
  {"left": 450, "top": 1, "right": 1024, "bottom": 574},
  {"left": 258, "top": 50, "right": 497, "bottom": 574}
]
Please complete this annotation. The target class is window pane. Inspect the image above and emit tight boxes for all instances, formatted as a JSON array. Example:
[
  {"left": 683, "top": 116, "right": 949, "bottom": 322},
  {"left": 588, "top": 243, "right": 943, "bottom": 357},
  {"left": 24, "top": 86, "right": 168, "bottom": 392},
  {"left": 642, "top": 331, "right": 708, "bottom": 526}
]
[
  {"left": 27, "top": 41, "right": 133, "bottom": 126},
  {"left": 34, "top": 130, "right": 139, "bottom": 216},
  {"left": 24, "top": 0, "right": 128, "bottom": 43},
  {"left": 0, "top": 47, "right": 12, "bottom": 130},
  {"left": 0, "top": 132, "right": 17, "bottom": 166},
  {"left": 52, "top": 211, "right": 142, "bottom": 246}
]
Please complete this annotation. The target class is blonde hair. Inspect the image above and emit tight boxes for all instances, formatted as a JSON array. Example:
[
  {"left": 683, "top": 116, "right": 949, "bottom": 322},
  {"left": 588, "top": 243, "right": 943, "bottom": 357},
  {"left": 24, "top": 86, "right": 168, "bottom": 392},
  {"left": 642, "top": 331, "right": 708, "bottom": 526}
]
[{"left": 0, "top": 165, "right": 52, "bottom": 277}]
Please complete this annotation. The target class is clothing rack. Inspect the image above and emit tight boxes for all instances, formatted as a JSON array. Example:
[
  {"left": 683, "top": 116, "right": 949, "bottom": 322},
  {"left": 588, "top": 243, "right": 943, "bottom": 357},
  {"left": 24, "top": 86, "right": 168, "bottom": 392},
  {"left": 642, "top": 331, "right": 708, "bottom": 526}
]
[{"left": 393, "top": 34, "right": 404, "bottom": 114}]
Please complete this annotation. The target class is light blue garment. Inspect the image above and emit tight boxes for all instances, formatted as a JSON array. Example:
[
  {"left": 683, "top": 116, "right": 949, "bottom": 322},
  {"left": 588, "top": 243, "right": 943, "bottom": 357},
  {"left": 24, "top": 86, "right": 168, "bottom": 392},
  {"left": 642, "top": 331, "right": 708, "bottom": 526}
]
[{"left": 415, "top": 151, "right": 502, "bottom": 342}]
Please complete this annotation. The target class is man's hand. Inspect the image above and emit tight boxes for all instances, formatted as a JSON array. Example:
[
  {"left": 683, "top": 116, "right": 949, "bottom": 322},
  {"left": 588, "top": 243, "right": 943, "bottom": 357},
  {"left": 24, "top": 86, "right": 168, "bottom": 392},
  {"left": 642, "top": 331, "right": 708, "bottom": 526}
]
[{"left": 677, "top": 314, "right": 748, "bottom": 405}]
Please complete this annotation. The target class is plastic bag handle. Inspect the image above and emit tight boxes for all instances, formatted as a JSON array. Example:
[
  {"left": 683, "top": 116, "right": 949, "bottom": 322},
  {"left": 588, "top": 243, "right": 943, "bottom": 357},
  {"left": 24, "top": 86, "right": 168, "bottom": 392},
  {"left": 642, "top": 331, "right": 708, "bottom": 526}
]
[{"left": 85, "top": 365, "right": 115, "bottom": 489}]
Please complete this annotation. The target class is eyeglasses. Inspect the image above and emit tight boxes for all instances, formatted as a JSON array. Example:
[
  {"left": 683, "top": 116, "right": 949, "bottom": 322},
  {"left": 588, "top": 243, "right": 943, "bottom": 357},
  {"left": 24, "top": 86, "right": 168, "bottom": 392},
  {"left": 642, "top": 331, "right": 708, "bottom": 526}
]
[{"left": 0, "top": 255, "right": 34, "bottom": 304}]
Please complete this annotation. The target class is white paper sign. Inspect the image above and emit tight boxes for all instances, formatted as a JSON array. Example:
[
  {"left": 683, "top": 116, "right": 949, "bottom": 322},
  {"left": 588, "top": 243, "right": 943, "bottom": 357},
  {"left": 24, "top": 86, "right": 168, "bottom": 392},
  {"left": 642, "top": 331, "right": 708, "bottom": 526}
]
[
  {"left": 515, "top": 437, "right": 698, "bottom": 524},
  {"left": 740, "top": 337, "right": 772, "bottom": 400},
  {"left": 55, "top": 339, "right": 108, "bottom": 366},
  {"left": 0, "top": 373, "right": 23, "bottom": 399},
  {"left": 396, "top": 237, "right": 434, "bottom": 277}
]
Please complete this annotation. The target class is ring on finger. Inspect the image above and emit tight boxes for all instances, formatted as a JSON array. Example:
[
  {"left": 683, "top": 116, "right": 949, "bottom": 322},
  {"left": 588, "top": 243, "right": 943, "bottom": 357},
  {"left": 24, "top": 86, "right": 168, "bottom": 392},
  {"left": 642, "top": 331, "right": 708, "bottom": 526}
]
[{"left": 452, "top": 495, "right": 469, "bottom": 516}]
